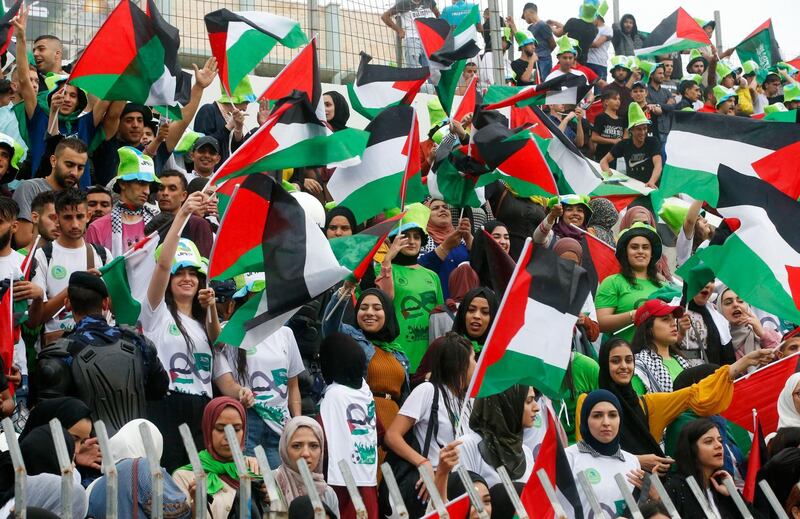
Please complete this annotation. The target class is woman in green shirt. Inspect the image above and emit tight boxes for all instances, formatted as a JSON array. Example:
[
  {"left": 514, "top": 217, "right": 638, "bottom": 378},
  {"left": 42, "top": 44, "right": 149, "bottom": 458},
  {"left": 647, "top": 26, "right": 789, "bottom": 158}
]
[
  {"left": 630, "top": 298, "right": 690, "bottom": 395},
  {"left": 596, "top": 222, "right": 663, "bottom": 342}
]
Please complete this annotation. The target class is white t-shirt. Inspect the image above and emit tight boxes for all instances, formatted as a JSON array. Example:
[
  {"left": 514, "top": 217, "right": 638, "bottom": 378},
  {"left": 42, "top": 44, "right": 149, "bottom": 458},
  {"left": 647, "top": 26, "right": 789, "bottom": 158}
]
[
  {"left": 320, "top": 380, "right": 378, "bottom": 486},
  {"left": 398, "top": 382, "right": 461, "bottom": 468},
  {"left": 0, "top": 250, "right": 27, "bottom": 374},
  {"left": 32, "top": 242, "right": 110, "bottom": 334},
  {"left": 587, "top": 25, "right": 613, "bottom": 67},
  {"left": 564, "top": 444, "right": 640, "bottom": 519},
  {"left": 226, "top": 327, "right": 305, "bottom": 434},
  {"left": 522, "top": 396, "right": 552, "bottom": 458},
  {"left": 397, "top": 0, "right": 435, "bottom": 40},
  {"left": 457, "top": 431, "right": 534, "bottom": 488},
  {"left": 140, "top": 300, "right": 230, "bottom": 397}
]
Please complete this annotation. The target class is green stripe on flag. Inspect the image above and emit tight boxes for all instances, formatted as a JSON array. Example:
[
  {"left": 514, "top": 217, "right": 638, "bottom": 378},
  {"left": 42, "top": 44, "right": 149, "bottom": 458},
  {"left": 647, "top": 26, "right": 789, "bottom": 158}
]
[
  {"left": 211, "top": 246, "right": 263, "bottom": 281},
  {"left": 477, "top": 350, "right": 567, "bottom": 399},
  {"left": 339, "top": 171, "right": 426, "bottom": 224},
  {"left": 100, "top": 256, "right": 141, "bottom": 326},
  {"left": 660, "top": 164, "right": 719, "bottom": 205},
  {"left": 216, "top": 290, "right": 262, "bottom": 347},
  {"left": 437, "top": 60, "right": 466, "bottom": 115}
]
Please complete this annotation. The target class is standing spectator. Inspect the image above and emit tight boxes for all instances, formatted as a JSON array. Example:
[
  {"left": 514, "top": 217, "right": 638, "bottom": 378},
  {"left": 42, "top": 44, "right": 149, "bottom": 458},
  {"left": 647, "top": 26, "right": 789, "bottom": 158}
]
[
  {"left": 592, "top": 90, "right": 625, "bottom": 167},
  {"left": 323, "top": 91, "right": 351, "bottom": 132},
  {"left": 456, "top": 62, "right": 480, "bottom": 94},
  {"left": 184, "top": 136, "right": 222, "bottom": 183},
  {"left": 645, "top": 61, "right": 675, "bottom": 146},
  {"left": 440, "top": 0, "right": 475, "bottom": 26},
  {"left": 713, "top": 86, "right": 737, "bottom": 116},
  {"left": 154, "top": 170, "right": 215, "bottom": 258},
  {"left": 685, "top": 49, "right": 708, "bottom": 75},
  {"left": 545, "top": 36, "right": 585, "bottom": 81},
  {"left": 611, "top": 14, "right": 643, "bottom": 56},
  {"left": 600, "top": 103, "right": 662, "bottom": 188},
  {"left": 478, "top": 12, "right": 511, "bottom": 88},
  {"left": 657, "top": 55, "right": 679, "bottom": 97},
  {"left": 604, "top": 56, "right": 635, "bottom": 121},
  {"left": 32, "top": 35, "right": 64, "bottom": 77},
  {"left": 85, "top": 185, "right": 113, "bottom": 224},
  {"left": 520, "top": 3, "right": 555, "bottom": 76},
  {"left": 675, "top": 78, "right": 702, "bottom": 111},
  {"left": 381, "top": 0, "right": 441, "bottom": 69},
  {"left": 548, "top": 2, "right": 598, "bottom": 66},
  {"left": 587, "top": 4, "right": 613, "bottom": 84},
  {"left": 510, "top": 31, "right": 539, "bottom": 86}
]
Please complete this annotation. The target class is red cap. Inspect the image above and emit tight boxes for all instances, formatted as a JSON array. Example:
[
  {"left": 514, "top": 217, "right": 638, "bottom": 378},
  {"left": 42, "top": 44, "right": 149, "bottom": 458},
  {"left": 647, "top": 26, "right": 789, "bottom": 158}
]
[{"left": 634, "top": 299, "right": 684, "bottom": 327}]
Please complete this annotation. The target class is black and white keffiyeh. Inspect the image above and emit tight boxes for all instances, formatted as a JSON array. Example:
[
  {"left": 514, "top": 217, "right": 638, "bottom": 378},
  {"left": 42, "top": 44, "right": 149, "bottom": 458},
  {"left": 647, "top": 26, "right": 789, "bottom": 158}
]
[
  {"left": 110, "top": 202, "right": 156, "bottom": 256},
  {"left": 634, "top": 349, "right": 689, "bottom": 393}
]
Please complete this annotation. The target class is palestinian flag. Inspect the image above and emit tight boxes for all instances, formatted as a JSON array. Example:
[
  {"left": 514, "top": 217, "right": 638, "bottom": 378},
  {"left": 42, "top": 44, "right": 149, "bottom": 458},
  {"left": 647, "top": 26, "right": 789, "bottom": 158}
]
[
  {"left": 0, "top": 0, "right": 22, "bottom": 56},
  {"left": 723, "top": 352, "right": 800, "bottom": 434},
  {"left": 635, "top": 8, "right": 712, "bottom": 58},
  {"left": 451, "top": 75, "right": 477, "bottom": 123},
  {"left": 467, "top": 239, "right": 591, "bottom": 400},
  {"left": 99, "top": 233, "right": 159, "bottom": 326},
  {"left": 205, "top": 9, "right": 307, "bottom": 97},
  {"left": 663, "top": 111, "right": 800, "bottom": 205},
  {"left": 328, "top": 105, "right": 425, "bottom": 223},
  {"left": 471, "top": 229, "right": 517, "bottom": 297},
  {"left": 482, "top": 73, "right": 592, "bottom": 110},
  {"left": 743, "top": 415, "right": 767, "bottom": 503},
  {"left": 421, "top": 494, "right": 471, "bottom": 519},
  {"left": 694, "top": 166, "right": 800, "bottom": 324},
  {"left": 675, "top": 253, "right": 716, "bottom": 301},
  {"left": 209, "top": 93, "right": 369, "bottom": 185},
  {"left": 329, "top": 213, "right": 404, "bottom": 281},
  {"left": 521, "top": 408, "right": 583, "bottom": 519},
  {"left": 257, "top": 37, "right": 324, "bottom": 121},
  {"left": 427, "top": 143, "right": 484, "bottom": 208},
  {"left": 574, "top": 228, "right": 620, "bottom": 294},
  {"left": 0, "top": 279, "right": 14, "bottom": 396},
  {"left": 736, "top": 19, "right": 782, "bottom": 69},
  {"left": 347, "top": 52, "right": 429, "bottom": 119},
  {"left": 212, "top": 176, "right": 350, "bottom": 348},
  {"left": 69, "top": 0, "right": 190, "bottom": 110}
]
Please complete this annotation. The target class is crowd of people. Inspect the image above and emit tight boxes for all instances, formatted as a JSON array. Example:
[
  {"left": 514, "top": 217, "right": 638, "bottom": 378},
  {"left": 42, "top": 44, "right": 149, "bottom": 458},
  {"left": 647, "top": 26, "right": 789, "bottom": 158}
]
[{"left": 0, "top": 0, "right": 798, "bottom": 518}]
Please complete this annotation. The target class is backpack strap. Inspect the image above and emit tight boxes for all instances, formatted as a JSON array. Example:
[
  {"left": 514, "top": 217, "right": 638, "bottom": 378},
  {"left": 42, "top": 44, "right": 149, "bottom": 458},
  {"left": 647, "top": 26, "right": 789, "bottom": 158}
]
[
  {"left": 420, "top": 384, "right": 440, "bottom": 458},
  {"left": 85, "top": 243, "right": 94, "bottom": 270}
]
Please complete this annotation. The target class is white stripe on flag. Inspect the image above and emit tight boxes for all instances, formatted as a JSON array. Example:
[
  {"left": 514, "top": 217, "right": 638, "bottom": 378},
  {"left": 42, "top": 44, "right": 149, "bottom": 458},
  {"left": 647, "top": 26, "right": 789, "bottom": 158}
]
[
  {"left": 233, "top": 11, "right": 297, "bottom": 38},
  {"left": 545, "top": 86, "right": 579, "bottom": 106},
  {"left": 351, "top": 82, "right": 408, "bottom": 108},
  {"left": 548, "top": 138, "right": 602, "bottom": 194},
  {"left": 327, "top": 137, "right": 406, "bottom": 199},
  {"left": 666, "top": 131, "right": 772, "bottom": 177},
  {"left": 635, "top": 32, "right": 681, "bottom": 56},
  {"left": 507, "top": 297, "right": 577, "bottom": 369},
  {"left": 301, "top": 215, "right": 351, "bottom": 297}
]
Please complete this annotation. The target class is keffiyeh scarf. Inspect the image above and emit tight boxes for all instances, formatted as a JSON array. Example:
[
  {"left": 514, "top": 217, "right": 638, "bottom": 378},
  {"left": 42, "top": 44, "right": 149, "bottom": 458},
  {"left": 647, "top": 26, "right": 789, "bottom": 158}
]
[
  {"left": 110, "top": 202, "right": 156, "bottom": 256},
  {"left": 634, "top": 349, "right": 689, "bottom": 393}
]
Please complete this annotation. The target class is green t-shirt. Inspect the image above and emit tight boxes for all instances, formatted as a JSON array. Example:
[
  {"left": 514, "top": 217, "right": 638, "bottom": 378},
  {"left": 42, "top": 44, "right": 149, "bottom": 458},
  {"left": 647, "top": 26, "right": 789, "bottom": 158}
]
[
  {"left": 379, "top": 263, "right": 443, "bottom": 373},
  {"left": 595, "top": 274, "right": 662, "bottom": 342},
  {"left": 632, "top": 356, "right": 685, "bottom": 396},
  {"left": 561, "top": 352, "right": 600, "bottom": 444}
]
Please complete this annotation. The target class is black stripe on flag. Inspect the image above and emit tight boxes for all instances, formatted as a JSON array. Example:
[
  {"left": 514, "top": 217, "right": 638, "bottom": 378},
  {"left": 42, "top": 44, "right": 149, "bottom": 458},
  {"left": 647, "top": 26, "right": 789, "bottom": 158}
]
[
  {"left": 354, "top": 52, "right": 430, "bottom": 86},
  {"left": 716, "top": 165, "right": 800, "bottom": 252},
  {"left": 473, "top": 123, "right": 527, "bottom": 170},
  {"left": 272, "top": 93, "right": 326, "bottom": 128},
  {"left": 641, "top": 9, "right": 678, "bottom": 47},
  {"left": 363, "top": 104, "right": 414, "bottom": 145},
  {"left": 527, "top": 245, "right": 590, "bottom": 317},
  {"left": 672, "top": 111, "right": 800, "bottom": 150}
]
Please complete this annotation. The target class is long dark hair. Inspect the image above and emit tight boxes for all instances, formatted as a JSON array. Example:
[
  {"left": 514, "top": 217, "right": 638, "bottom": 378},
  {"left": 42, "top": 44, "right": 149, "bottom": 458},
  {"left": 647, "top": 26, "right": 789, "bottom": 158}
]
[
  {"left": 631, "top": 315, "right": 684, "bottom": 358},
  {"left": 618, "top": 243, "right": 662, "bottom": 287},
  {"left": 429, "top": 332, "right": 473, "bottom": 399},
  {"left": 619, "top": 14, "right": 638, "bottom": 36},
  {"left": 164, "top": 267, "right": 209, "bottom": 352},
  {"left": 674, "top": 418, "right": 719, "bottom": 489}
]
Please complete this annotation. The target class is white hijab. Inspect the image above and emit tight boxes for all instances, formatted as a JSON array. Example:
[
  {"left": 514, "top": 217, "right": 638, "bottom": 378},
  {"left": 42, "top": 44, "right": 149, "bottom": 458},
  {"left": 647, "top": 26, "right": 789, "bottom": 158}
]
[{"left": 777, "top": 373, "right": 800, "bottom": 429}]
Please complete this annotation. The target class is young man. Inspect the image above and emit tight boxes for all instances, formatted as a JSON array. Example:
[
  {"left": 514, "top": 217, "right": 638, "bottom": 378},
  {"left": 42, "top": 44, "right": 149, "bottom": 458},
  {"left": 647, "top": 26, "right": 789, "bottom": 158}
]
[
  {"left": 548, "top": 2, "right": 598, "bottom": 66},
  {"left": 85, "top": 185, "right": 113, "bottom": 223},
  {"left": 32, "top": 35, "right": 64, "bottom": 76},
  {"left": 592, "top": 90, "right": 625, "bottom": 168},
  {"left": 185, "top": 135, "right": 222, "bottom": 182},
  {"left": 29, "top": 191, "right": 60, "bottom": 247},
  {"left": 600, "top": 103, "right": 662, "bottom": 188},
  {"left": 12, "top": 137, "right": 88, "bottom": 249},
  {"left": 30, "top": 189, "right": 110, "bottom": 345},
  {"left": 0, "top": 133, "right": 22, "bottom": 190},
  {"left": 440, "top": 0, "right": 475, "bottom": 26},
  {"left": 630, "top": 80, "right": 657, "bottom": 141},
  {"left": 520, "top": 2, "right": 555, "bottom": 75},
  {"left": 685, "top": 49, "right": 708, "bottom": 75},
  {"left": 604, "top": 56, "right": 635, "bottom": 122},
  {"left": 645, "top": 62, "right": 674, "bottom": 144},
  {"left": 545, "top": 35, "right": 587, "bottom": 81},
  {"left": 455, "top": 61, "right": 479, "bottom": 94},
  {"left": 713, "top": 85, "right": 738, "bottom": 116},
  {"left": 586, "top": 6, "right": 613, "bottom": 83},
  {"left": 675, "top": 78, "right": 702, "bottom": 111},
  {"left": 510, "top": 31, "right": 539, "bottom": 86},
  {"left": 155, "top": 170, "right": 214, "bottom": 257},
  {"left": 85, "top": 147, "right": 160, "bottom": 256},
  {"left": 381, "top": 0, "right": 440, "bottom": 68},
  {"left": 657, "top": 55, "right": 679, "bottom": 97}
]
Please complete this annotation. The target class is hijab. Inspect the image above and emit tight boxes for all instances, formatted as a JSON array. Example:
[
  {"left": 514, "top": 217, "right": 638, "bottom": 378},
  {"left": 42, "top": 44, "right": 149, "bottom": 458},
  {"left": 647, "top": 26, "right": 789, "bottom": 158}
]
[
  {"left": 109, "top": 419, "right": 163, "bottom": 464},
  {"left": 320, "top": 332, "right": 367, "bottom": 389},
  {"left": 452, "top": 287, "right": 499, "bottom": 347},
  {"left": 580, "top": 390, "right": 623, "bottom": 457},
  {"left": 716, "top": 285, "right": 760, "bottom": 358},
  {"left": 324, "top": 206, "right": 360, "bottom": 234},
  {"left": 778, "top": 373, "right": 800, "bottom": 429},
  {"left": 588, "top": 198, "right": 619, "bottom": 247},
  {"left": 20, "top": 397, "right": 92, "bottom": 441},
  {"left": 88, "top": 458, "right": 191, "bottom": 519},
  {"left": 469, "top": 384, "right": 530, "bottom": 480},
  {"left": 274, "top": 417, "right": 329, "bottom": 503},
  {"left": 426, "top": 199, "right": 456, "bottom": 245},
  {"left": 355, "top": 288, "right": 400, "bottom": 346},
  {"left": 469, "top": 221, "right": 516, "bottom": 296},
  {"left": 552, "top": 204, "right": 588, "bottom": 241},
  {"left": 619, "top": 206, "right": 672, "bottom": 280},
  {"left": 433, "top": 263, "right": 480, "bottom": 314},
  {"left": 553, "top": 237, "right": 583, "bottom": 262},
  {"left": 597, "top": 339, "right": 664, "bottom": 456},
  {"left": 191, "top": 396, "right": 251, "bottom": 493},
  {"left": 324, "top": 91, "right": 350, "bottom": 131},
  {"left": 288, "top": 495, "right": 338, "bottom": 519},
  {"left": 391, "top": 228, "right": 426, "bottom": 267}
]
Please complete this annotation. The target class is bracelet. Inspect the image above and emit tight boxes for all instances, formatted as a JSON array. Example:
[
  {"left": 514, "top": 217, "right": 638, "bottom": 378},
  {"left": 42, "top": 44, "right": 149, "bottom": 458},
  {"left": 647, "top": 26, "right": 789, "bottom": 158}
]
[
  {"left": 416, "top": 459, "right": 429, "bottom": 467},
  {"left": 629, "top": 310, "right": 635, "bottom": 322}
]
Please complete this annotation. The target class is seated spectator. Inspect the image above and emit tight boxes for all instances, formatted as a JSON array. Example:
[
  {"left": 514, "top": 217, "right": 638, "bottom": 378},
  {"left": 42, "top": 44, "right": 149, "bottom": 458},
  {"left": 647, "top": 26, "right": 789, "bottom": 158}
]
[{"left": 600, "top": 103, "right": 661, "bottom": 188}]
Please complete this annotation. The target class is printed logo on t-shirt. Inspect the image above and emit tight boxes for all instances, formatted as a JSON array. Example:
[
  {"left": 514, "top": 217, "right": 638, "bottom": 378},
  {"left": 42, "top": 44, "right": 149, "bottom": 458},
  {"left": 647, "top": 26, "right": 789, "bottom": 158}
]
[
  {"left": 346, "top": 400, "right": 377, "bottom": 465},
  {"left": 586, "top": 467, "right": 602, "bottom": 484},
  {"left": 168, "top": 351, "right": 212, "bottom": 388},
  {"left": 251, "top": 368, "right": 290, "bottom": 426},
  {"left": 168, "top": 323, "right": 181, "bottom": 336},
  {"left": 51, "top": 265, "right": 68, "bottom": 280}
]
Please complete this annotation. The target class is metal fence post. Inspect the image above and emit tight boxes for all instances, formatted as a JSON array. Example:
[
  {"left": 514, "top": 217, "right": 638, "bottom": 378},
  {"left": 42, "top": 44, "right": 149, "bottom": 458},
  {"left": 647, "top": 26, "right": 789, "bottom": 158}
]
[
  {"left": 224, "top": 424, "right": 251, "bottom": 519},
  {"left": 3, "top": 418, "right": 25, "bottom": 519},
  {"left": 178, "top": 424, "right": 207, "bottom": 519},
  {"left": 309, "top": 0, "right": 321, "bottom": 45},
  {"left": 487, "top": 0, "right": 504, "bottom": 85},
  {"left": 713, "top": 11, "right": 723, "bottom": 52},
  {"left": 49, "top": 419, "right": 73, "bottom": 519},
  {"left": 324, "top": 3, "right": 342, "bottom": 77},
  {"left": 94, "top": 421, "right": 118, "bottom": 519}
]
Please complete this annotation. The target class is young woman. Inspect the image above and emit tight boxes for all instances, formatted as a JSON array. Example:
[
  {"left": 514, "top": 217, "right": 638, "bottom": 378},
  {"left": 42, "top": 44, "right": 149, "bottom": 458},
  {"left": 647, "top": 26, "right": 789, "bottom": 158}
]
[
  {"left": 419, "top": 198, "right": 472, "bottom": 300},
  {"left": 534, "top": 195, "right": 593, "bottom": 245},
  {"left": 618, "top": 206, "right": 672, "bottom": 280},
  {"left": 173, "top": 396, "right": 264, "bottom": 518},
  {"left": 484, "top": 220, "right": 511, "bottom": 254},
  {"left": 596, "top": 222, "right": 663, "bottom": 342},
  {"left": 21, "top": 397, "right": 94, "bottom": 471},
  {"left": 318, "top": 332, "right": 378, "bottom": 519},
  {"left": 457, "top": 385, "right": 539, "bottom": 487},
  {"left": 565, "top": 389, "right": 643, "bottom": 519},
  {"left": 145, "top": 192, "right": 251, "bottom": 471},
  {"left": 678, "top": 281, "right": 736, "bottom": 366},
  {"left": 274, "top": 416, "right": 340, "bottom": 515},
  {"left": 778, "top": 373, "right": 800, "bottom": 430},
  {"left": 429, "top": 264, "right": 480, "bottom": 343},
  {"left": 323, "top": 287, "right": 409, "bottom": 439},
  {"left": 451, "top": 287, "right": 498, "bottom": 354},
  {"left": 323, "top": 91, "right": 351, "bottom": 132},
  {"left": 716, "top": 285, "right": 781, "bottom": 360},
  {"left": 630, "top": 299, "right": 690, "bottom": 394},
  {"left": 587, "top": 198, "right": 619, "bottom": 247},
  {"left": 324, "top": 206, "right": 359, "bottom": 239},
  {"left": 580, "top": 338, "right": 773, "bottom": 473},
  {"left": 662, "top": 419, "right": 748, "bottom": 517}
]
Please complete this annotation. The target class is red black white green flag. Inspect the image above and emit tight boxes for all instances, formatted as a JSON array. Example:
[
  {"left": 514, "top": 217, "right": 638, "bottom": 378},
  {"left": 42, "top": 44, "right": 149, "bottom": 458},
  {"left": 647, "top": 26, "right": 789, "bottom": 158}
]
[
  {"left": 329, "top": 212, "right": 405, "bottom": 281},
  {"left": 257, "top": 37, "right": 324, "bottom": 121},
  {"left": 211, "top": 175, "right": 350, "bottom": 348},
  {"left": 209, "top": 93, "right": 369, "bottom": 185},
  {"left": 635, "top": 8, "right": 711, "bottom": 58},
  {"left": 0, "top": 279, "right": 16, "bottom": 396},
  {"left": 346, "top": 52, "right": 429, "bottom": 120},
  {"left": 482, "top": 73, "right": 592, "bottom": 110},
  {"left": 0, "top": 0, "right": 22, "bottom": 56},
  {"left": 205, "top": 9, "right": 307, "bottom": 98},
  {"left": 736, "top": 19, "right": 782, "bottom": 70},
  {"left": 743, "top": 414, "right": 767, "bottom": 503},
  {"left": 574, "top": 227, "right": 620, "bottom": 295},
  {"left": 467, "top": 239, "right": 591, "bottom": 400}
]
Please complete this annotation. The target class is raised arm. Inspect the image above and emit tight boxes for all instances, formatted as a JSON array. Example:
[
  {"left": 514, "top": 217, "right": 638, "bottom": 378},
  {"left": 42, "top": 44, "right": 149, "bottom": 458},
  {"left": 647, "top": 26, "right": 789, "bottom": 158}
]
[
  {"left": 12, "top": 9, "right": 37, "bottom": 119},
  {"left": 165, "top": 57, "right": 218, "bottom": 152}
]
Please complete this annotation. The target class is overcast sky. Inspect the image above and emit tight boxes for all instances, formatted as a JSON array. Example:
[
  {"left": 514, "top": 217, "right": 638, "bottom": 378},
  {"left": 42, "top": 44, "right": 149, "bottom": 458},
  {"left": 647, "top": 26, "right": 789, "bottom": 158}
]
[{"left": 501, "top": 0, "right": 799, "bottom": 62}]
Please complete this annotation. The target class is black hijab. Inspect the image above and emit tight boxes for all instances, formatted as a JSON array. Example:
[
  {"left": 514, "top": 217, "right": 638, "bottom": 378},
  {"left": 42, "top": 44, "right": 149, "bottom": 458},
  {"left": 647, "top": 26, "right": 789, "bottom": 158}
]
[
  {"left": 469, "top": 384, "right": 530, "bottom": 480},
  {"left": 324, "top": 206, "right": 360, "bottom": 234},
  {"left": 320, "top": 332, "right": 367, "bottom": 389},
  {"left": 355, "top": 288, "right": 400, "bottom": 345},
  {"left": 324, "top": 91, "right": 350, "bottom": 131},
  {"left": 597, "top": 339, "right": 664, "bottom": 456},
  {"left": 452, "top": 287, "right": 499, "bottom": 346},
  {"left": 21, "top": 397, "right": 92, "bottom": 441},
  {"left": 469, "top": 221, "right": 515, "bottom": 296}
]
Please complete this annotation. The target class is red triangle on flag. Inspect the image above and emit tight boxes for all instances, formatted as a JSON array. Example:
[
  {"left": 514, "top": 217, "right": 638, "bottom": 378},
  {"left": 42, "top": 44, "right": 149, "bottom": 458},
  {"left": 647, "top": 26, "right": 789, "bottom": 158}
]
[
  {"left": 258, "top": 37, "right": 320, "bottom": 113},
  {"left": 675, "top": 7, "right": 712, "bottom": 44},
  {"left": 521, "top": 408, "right": 558, "bottom": 519},
  {"left": 421, "top": 493, "right": 471, "bottom": 519},
  {"left": 742, "top": 415, "right": 766, "bottom": 503},
  {"left": 752, "top": 141, "right": 800, "bottom": 201},
  {"left": 452, "top": 76, "right": 477, "bottom": 123},
  {"left": 400, "top": 111, "right": 421, "bottom": 207}
]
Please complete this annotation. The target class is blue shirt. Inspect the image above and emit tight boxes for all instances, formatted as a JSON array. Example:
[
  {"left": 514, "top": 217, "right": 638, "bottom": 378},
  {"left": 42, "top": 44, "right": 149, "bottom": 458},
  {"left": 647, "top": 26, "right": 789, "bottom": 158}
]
[
  {"left": 440, "top": 1, "right": 474, "bottom": 26},
  {"left": 418, "top": 243, "right": 470, "bottom": 300}
]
